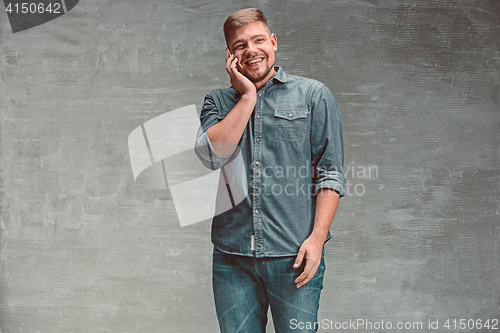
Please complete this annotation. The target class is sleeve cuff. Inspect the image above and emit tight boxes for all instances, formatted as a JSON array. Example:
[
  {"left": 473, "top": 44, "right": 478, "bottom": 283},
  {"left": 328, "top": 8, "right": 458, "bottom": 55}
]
[
  {"left": 194, "top": 130, "right": 232, "bottom": 170},
  {"left": 314, "top": 171, "right": 345, "bottom": 197}
]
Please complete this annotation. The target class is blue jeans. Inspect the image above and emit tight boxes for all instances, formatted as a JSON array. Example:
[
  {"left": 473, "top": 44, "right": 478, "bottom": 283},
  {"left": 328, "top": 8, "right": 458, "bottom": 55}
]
[{"left": 212, "top": 247, "right": 325, "bottom": 333}]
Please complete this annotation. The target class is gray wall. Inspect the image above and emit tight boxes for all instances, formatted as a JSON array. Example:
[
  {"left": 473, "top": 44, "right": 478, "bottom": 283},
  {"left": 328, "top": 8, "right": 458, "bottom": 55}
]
[{"left": 1, "top": 0, "right": 499, "bottom": 332}]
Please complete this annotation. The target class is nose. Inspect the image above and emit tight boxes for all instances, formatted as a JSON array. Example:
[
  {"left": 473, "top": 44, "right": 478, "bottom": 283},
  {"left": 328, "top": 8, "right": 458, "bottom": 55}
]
[{"left": 245, "top": 42, "right": 258, "bottom": 55}]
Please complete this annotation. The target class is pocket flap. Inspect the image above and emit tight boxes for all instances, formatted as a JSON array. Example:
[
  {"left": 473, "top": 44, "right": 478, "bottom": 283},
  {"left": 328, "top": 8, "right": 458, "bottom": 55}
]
[{"left": 274, "top": 109, "right": 308, "bottom": 121}]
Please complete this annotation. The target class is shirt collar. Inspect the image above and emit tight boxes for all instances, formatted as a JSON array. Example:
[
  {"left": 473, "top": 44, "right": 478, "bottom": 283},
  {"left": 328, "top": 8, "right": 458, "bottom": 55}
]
[{"left": 272, "top": 66, "right": 287, "bottom": 84}]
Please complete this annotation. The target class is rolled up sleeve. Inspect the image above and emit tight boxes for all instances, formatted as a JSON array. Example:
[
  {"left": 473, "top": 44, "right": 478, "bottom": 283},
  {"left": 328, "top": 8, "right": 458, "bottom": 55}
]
[
  {"left": 310, "top": 84, "right": 345, "bottom": 197},
  {"left": 194, "top": 93, "right": 233, "bottom": 170}
]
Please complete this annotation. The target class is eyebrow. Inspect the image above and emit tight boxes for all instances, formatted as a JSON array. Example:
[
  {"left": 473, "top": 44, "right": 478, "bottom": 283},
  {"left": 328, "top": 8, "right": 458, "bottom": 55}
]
[{"left": 231, "top": 34, "right": 266, "bottom": 48}]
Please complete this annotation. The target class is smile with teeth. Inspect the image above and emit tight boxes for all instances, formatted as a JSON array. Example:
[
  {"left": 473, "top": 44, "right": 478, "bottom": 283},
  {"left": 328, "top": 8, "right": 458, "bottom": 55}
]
[{"left": 246, "top": 57, "right": 264, "bottom": 65}]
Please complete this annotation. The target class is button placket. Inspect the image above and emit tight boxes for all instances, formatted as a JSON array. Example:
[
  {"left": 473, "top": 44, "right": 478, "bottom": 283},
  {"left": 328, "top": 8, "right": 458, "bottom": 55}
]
[{"left": 252, "top": 93, "right": 264, "bottom": 256}]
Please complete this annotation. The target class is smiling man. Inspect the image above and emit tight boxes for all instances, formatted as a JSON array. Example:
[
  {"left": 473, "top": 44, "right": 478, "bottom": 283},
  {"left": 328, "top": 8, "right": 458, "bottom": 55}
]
[
  {"left": 195, "top": 8, "right": 345, "bottom": 333},
  {"left": 225, "top": 21, "right": 276, "bottom": 88}
]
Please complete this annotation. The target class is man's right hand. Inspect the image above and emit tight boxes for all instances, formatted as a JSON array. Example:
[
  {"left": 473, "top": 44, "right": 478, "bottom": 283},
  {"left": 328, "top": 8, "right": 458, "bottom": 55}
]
[
  {"left": 205, "top": 51, "right": 257, "bottom": 157},
  {"left": 225, "top": 51, "right": 257, "bottom": 97}
]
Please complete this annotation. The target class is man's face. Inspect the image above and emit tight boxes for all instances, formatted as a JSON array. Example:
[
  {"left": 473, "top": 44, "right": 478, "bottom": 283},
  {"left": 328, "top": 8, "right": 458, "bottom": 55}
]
[{"left": 227, "top": 21, "right": 278, "bottom": 85}]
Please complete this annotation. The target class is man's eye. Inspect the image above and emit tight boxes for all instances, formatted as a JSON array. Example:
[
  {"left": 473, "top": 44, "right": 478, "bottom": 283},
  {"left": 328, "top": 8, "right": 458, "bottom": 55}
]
[
  {"left": 235, "top": 45, "right": 243, "bottom": 49},
  {"left": 256, "top": 39, "right": 264, "bottom": 42}
]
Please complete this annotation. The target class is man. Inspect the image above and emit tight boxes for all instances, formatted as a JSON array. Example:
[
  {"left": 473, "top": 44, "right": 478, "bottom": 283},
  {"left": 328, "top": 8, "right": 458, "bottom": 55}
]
[{"left": 195, "top": 8, "right": 345, "bottom": 333}]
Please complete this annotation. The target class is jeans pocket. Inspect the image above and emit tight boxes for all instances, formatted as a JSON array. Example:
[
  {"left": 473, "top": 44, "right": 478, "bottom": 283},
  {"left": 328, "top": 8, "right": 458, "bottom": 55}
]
[{"left": 274, "top": 108, "right": 308, "bottom": 142}]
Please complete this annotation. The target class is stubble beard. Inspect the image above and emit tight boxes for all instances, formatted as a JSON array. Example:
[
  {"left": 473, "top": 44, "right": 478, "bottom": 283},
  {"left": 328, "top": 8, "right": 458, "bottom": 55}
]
[{"left": 244, "top": 56, "right": 275, "bottom": 84}]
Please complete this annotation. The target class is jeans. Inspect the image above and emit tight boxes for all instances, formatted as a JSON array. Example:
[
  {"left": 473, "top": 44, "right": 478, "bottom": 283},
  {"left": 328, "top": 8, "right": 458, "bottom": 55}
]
[{"left": 212, "top": 247, "right": 325, "bottom": 333}]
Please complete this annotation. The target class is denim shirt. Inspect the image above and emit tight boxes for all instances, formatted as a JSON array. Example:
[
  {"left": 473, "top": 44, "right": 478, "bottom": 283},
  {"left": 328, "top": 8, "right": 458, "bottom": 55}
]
[{"left": 195, "top": 66, "right": 345, "bottom": 258}]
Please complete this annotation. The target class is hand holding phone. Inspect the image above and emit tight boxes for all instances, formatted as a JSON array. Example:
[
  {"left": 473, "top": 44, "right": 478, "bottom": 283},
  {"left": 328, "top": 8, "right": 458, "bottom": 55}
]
[
  {"left": 225, "top": 47, "right": 245, "bottom": 75},
  {"left": 225, "top": 48, "right": 256, "bottom": 96}
]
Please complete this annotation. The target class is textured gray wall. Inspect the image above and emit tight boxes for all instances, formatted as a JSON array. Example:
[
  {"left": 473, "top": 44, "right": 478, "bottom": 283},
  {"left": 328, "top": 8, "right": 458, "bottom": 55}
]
[{"left": 0, "top": 0, "right": 499, "bottom": 332}]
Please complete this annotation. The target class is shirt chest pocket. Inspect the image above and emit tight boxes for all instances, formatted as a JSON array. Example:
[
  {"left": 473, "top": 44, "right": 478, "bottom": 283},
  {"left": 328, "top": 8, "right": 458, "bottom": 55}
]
[{"left": 274, "top": 108, "right": 309, "bottom": 142}]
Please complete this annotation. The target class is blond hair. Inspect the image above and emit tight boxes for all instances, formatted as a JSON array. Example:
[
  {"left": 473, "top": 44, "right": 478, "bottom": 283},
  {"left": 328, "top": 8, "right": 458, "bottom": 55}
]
[{"left": 223, "top": 8, "right": 270, "bottom": 46}]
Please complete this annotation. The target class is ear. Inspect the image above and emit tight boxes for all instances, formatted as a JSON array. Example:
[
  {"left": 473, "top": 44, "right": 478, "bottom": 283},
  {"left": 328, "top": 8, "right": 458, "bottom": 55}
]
[{"left": 271, "top": 33, "right": 278, "bottom": 51}]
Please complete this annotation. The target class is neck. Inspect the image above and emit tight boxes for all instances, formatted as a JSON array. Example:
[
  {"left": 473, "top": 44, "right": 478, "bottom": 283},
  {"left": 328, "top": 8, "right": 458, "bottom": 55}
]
[{"left": 254, "top": 67, "right": 277, "bottom": 91}]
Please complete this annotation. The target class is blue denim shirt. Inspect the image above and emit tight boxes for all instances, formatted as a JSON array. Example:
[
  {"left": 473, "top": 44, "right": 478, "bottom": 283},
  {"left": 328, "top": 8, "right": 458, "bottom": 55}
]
[{"left": 195, "top": 66, "right": 344, "bottom": 258}]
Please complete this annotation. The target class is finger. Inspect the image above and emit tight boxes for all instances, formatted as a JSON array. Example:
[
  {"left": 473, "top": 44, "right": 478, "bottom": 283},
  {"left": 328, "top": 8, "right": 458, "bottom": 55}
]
[
  {"left": 295, "top": 259, "right": 312, "bottom": 283},
  {"left": 236, "top": 59, "right": 245, "bottom": 74},
  {"left": 231, "top": 56, "right": 238, "bottom": 69},
  {"left": 229, "top": 58, "right": 243, "bottom": 78},
  {"left": 225, "top": 53, "right": 233, "bottom": 70},
  {"left": 296, "top": 275, "right": 311, "bottom": 289},
  {"left": 295, "top": 271, "right": 307, "bottom": 284},
  {"left": 295, "top": 257, "right": 318, "bottom": 283},
  {"left": 296, "top": 262, "right": 319, "bottom": 288},
  {"left": 293, "top": 248, "right": 305, "bottom": 268},
  {"left": 227, "top": 56, "right": 238, "bottom": 73}
]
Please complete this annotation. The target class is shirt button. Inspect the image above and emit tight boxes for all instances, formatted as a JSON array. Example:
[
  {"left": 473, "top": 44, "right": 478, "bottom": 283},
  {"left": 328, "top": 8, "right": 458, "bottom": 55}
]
[
  {"left": 255, "top": 210, "right": 259, "bottom": 214},
  {"left": 255, "top": 161, "right": 260, "bottom": 165},
  {"left": 289, "top": 113, "right": 293, "bottom": 117},
  {"left": 256, "top": 138, "right": 260, "bottom": 143},
  {"left": 256, "top": 115, "right": 260, "bottom": 119}
]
